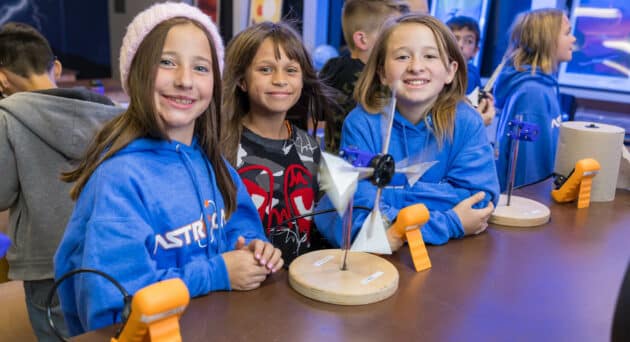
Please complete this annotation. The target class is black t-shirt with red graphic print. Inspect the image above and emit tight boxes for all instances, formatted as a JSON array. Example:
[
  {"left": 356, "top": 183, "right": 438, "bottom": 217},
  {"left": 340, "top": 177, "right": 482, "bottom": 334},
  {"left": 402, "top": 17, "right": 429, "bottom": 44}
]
[{"left": 237, "top": 124, "right": 329, "bottom": 265}]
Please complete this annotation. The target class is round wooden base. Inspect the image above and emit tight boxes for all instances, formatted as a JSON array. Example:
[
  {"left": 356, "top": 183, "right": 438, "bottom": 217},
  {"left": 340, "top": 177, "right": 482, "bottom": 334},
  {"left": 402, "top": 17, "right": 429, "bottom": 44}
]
[
  {"left": 288, "top": 249, "right": 399, "bottom": 305},
  {"left": 489, "top": 194, "right": 550, "bottom": 227}
]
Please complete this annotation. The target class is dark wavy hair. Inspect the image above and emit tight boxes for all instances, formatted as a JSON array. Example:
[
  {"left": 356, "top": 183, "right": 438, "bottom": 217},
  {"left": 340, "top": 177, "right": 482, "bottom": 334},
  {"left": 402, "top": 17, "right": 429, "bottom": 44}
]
[
  {"left": 0, "top": 22, "right": 55, "bottom": 77},
  {"left": 221, "top": 21, "right": 337, "bottom": 165}
]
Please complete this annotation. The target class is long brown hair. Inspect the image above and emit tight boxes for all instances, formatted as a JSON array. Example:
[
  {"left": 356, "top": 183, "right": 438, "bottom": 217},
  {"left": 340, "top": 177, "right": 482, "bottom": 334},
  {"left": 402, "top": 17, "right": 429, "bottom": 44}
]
[
  {"left": 62, "top": 18, "right": 237, "bottom": 216},
  {"left": 506, "top": 8, "right": 564, "bottom": 74},
  {"left": 354, "top": 14, "right": 467, "bottom": 145},
  {"left": 221, "top": 21, "right": 337, "bottom": 165}
]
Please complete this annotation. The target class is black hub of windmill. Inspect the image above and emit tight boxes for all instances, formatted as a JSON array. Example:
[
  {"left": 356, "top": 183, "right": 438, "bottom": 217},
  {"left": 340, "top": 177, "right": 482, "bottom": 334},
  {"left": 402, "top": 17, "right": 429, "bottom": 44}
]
[{"left": 369, "top": 154, "right": 395, "bottom": 187}]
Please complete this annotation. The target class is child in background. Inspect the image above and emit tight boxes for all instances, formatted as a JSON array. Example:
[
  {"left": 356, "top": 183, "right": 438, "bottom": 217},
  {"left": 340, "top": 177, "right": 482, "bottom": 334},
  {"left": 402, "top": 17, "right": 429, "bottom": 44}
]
[
  {"left": 320, "top": 0, "right": 410, "bottom": 153},
  {"left": 222, "top": 22, "right": 338, "bottom": 265},
  {"left": 446, "top": 16, "right": 482, "bottom": 95},
  {"left": 315, "top": 14, "right": 499, "bottom": 249},
  {"left": 446, "top": 16, "right": 496, "bottom": 127},
  {"left": 493, "top": 8, "right": 575, "bottom": 192},
  {"left": 55, "top": 3, "right": 281, "bottom": 335},
  {"left": 0, "top": 22, "right": 121, "bottom": 341},
  {"left": 0, "top": 23, "right": 61, "bottom": 97}
]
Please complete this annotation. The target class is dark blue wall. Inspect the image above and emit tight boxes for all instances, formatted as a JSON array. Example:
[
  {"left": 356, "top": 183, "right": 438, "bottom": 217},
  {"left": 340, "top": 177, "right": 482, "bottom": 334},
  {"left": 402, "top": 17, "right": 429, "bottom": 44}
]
[
  {"left": 0, "top": 0, "right": 111, "bottom": 78},
  {"left": 480, "top": 0, "right": 531, "bottom": 76},
  {"left": 327, "top": 0, "right": 344, "bottom": 50}
]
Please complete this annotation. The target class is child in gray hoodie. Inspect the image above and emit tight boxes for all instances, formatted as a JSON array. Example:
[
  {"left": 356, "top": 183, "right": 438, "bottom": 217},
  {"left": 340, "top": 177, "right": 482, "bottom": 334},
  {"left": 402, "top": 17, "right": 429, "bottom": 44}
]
[{"left": 0, "top": 22, "right": 122, "bottom": 341}]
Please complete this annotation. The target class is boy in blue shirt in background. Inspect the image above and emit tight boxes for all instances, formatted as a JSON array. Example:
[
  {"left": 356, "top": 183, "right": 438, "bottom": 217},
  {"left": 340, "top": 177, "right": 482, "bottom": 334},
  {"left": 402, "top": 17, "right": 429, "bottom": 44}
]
[
  {"left": 446, "top": 16, "right": 482, "bottom": 95},
  {"left": 446, "top": 16, "right": 495, "bottom": 127}
]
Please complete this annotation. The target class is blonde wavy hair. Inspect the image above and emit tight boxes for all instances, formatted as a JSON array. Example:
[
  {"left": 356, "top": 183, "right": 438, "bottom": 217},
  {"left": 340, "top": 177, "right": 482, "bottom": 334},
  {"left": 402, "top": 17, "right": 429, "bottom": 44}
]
[
  {"left": 354, "top": 13, "right": 467, "bottom": 145},
  {"left": 506, "top": 8, "right": 565, "bottom": 74}
]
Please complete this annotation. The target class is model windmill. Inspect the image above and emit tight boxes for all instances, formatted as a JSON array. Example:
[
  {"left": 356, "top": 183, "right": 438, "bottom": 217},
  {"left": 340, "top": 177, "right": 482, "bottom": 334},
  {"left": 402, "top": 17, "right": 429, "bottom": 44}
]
[
  {"left": 488, "top": 115, "right": 551, "bottom": 227},
  {"left": 466, "top": 60, "right": 552, "bottom": 228},
  {"left": 288, "top": 83, "right": 434, "bottom": 305}
]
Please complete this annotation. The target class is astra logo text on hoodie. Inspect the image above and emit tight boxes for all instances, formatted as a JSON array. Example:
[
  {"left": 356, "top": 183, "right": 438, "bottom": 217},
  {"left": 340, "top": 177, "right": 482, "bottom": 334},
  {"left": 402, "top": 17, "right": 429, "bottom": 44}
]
[{"left": 153, "top": 199, "right": 226, "bottom": 253}]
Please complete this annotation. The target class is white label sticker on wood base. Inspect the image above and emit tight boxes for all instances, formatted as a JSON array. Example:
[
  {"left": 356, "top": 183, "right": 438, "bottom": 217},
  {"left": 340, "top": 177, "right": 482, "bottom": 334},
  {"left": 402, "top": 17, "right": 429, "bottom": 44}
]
[
  {"left": 361, "top": 271, "right": 384, "bottom": 285},
  {"left": 313, "top": 255, "right": 334, "bottom": 267},
  {"left": 289, "top": 249, "right": 399, "bottom": 305}
]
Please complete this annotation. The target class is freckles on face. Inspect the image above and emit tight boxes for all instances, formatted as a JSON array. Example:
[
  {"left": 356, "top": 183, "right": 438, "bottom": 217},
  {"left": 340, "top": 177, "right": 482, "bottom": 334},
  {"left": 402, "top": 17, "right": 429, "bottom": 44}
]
[
  {"left": 153, "top": 23, "right": 214, "bottom": 144},
  {"left": 381, "top": 23, "right": 457, "bottom": 120}
]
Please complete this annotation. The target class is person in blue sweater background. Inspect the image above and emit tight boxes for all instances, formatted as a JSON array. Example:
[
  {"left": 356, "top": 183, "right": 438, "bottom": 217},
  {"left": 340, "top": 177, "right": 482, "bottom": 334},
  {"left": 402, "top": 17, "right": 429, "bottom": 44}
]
[
  {"left": 493, "top": 8, "right": 575, "bottom": 192},
  {"left": 446, "top": 16, "right": 496, "bottom": 127},
  {"left": 54, "top": 3, "right": 282, "bottom": 335},
  {"left": 445, "top": 16, "right": 482, "bottom": 96},
  {"left": 315, "top": 14, "right": 499, "bottom": 250}
]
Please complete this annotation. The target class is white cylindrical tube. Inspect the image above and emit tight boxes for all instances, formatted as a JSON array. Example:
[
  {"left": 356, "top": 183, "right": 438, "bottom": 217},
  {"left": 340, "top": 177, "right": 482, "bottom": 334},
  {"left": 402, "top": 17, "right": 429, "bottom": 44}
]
[{"left": 554, "top": 121, "right": 625, "bottom": 202}]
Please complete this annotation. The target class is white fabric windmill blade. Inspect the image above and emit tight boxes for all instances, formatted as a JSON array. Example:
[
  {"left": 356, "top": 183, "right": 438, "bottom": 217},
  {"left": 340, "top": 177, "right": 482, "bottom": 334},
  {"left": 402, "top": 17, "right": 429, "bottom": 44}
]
[
  {"left": 351, "top": 85, "right": 398, "bottom": 255},
  {"left": 319, "top": 152, "right": 359, "bottom": 216},
  {"left": 394, "top": 120, "right": 440, "bottom": 186},
  {"left": 395, "top": 157, "right": 439, "bottom": 186}
]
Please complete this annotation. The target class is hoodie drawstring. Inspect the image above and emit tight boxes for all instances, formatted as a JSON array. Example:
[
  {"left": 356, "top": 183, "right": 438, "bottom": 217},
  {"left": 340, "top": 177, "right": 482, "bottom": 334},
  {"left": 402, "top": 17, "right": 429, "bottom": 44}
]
[
  {"left": 402, "top": 123, "right": 410, "bottom": 160},
  {"left": 201, "top": 156, "right": 228, "bottom": 254},
  {"left": 175, "top": 144, "right": 221, "bottom": 257}
]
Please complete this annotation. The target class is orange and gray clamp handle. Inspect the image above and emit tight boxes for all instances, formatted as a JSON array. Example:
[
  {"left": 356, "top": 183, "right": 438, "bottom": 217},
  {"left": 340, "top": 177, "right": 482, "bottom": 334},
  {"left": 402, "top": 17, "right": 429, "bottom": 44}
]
[
  {"left": 112, "top": 278, "right": 190, "bottom": 342},
  {"left": 391, "top": 204, "right": 432, "bottom": 272},
  {"left": 551, "top": 158, "right": 600, "bottom": 209}
]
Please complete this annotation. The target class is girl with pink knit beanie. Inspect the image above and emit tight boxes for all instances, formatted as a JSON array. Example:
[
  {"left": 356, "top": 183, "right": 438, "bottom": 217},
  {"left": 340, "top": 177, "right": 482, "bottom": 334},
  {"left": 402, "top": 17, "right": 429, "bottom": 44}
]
[{"left": 54, "top": 2, "right": 282, "bottom": 335}]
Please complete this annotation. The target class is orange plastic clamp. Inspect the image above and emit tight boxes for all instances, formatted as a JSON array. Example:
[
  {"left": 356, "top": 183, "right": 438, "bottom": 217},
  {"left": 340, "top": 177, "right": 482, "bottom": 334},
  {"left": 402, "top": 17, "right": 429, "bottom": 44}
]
[
  {"left": 111, "top": 278, "right": 190, "bottom": 342},
  {"left": 551, "top": 158, "right": 600, "bottom": 209},
  {"left": 391, "top": 204, "right": 431, "bottom": 272}
]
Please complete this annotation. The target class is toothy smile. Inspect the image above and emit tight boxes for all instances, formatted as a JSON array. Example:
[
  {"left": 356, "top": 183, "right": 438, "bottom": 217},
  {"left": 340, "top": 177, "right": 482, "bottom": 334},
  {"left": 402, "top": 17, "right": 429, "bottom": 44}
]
[
  {"left": 404, "top": 79, "right": 429, "bottom": 86},
  {"left": 166, "top": 96, "right": 194, "bottom": 104}
]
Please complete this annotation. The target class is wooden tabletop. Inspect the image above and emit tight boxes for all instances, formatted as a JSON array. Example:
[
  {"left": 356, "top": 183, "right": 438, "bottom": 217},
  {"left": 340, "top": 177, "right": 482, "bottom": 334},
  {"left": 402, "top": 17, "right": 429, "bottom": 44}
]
[{"left": 75, "top": 181, "right": 630, "bottom": 341}]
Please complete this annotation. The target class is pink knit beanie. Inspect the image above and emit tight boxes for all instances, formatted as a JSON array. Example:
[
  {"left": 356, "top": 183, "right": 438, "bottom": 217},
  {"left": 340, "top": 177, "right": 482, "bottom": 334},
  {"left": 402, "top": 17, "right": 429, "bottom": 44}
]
[{"left": 119, "top": 1, "right": 224, "bottom": 94}]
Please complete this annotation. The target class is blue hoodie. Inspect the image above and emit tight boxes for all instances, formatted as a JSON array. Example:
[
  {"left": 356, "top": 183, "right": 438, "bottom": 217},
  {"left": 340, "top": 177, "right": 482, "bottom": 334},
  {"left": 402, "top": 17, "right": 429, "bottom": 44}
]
[
  {"left": 54, "top": 137, "right": 266, "bottom": 335},
  {"left": 493, "top": 64, "right": 563, "bottom": 191},
  {"left": 314, "top": 101, "right": 500, "bottom": 246}
]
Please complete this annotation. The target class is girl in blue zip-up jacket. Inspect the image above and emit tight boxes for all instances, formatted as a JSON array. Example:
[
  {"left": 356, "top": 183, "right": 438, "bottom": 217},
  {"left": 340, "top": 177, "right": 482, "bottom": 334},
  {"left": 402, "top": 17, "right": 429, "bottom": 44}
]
[
  {"left": 54, "top": 3, "right": 282, "bottom": 335},
  {"left": 494, "top": 8, "right": 576, "bottom": 191},
  {"left": 315, "top": 14, "right": 500, "bottom": 249}
]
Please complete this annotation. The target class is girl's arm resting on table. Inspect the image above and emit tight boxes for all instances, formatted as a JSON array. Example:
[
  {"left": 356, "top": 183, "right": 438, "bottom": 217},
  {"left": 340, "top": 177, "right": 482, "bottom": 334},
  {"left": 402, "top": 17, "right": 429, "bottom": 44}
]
[
  {"left": 314, "top": 183, "right": 474, "bottom": 247},
  {"left": 72, "top": 218, "right": 232, "bottom": 332}
]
